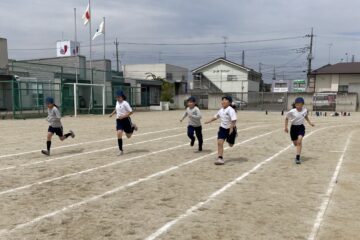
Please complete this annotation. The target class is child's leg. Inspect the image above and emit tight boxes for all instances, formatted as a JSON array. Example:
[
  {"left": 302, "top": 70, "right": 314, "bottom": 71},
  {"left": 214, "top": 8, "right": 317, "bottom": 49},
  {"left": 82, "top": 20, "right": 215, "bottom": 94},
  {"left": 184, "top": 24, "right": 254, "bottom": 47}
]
[
  {"left": 296, "top": 135, "right": 303, "bottom": 156},
  {"left": 187, "top": 126, "right": 195, "bottom": 146},
  {"left": 194, "top": 126, "right": 203, "bottom": 149},
  {"left": 217, "top": 139, "right": 225, "bottom": 158},
  {"left": 47, "top": 132, "right": 54, "bottom": 151},
  {"left": 60, "top": 131, "right": 73, "bottom": 141},
  {"left": 117, "top": 130, "right": 124, "bottom": 151}
]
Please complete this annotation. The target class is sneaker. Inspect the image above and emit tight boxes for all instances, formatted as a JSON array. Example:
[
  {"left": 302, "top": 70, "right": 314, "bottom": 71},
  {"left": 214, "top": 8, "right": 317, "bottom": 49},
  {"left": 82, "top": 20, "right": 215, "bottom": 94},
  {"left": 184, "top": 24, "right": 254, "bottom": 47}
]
[
  {"left": 198, "top": 145, "right": 203, "bottom": 151},
  {"left": 69, "top": 130, "right": 75, "bottom": 138},
  {"left": 215, "top": 158, "right": 225, "bottom": 165},
  {"left": 41, "top": 150, "right": 50, "bottom": 156},
  {"left": 117, "top": 150, "right": 124, "bottom": 156},
  {"left": 295, "top": 158, "right": 301, "bottom": 164},
  {"left": 190, "top": 139, "right": 195, "bottom": 147}
]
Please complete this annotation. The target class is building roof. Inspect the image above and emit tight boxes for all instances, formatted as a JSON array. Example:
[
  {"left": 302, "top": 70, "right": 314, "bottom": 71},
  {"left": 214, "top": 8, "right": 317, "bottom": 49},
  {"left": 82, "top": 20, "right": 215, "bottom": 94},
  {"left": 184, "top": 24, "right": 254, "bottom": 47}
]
[
  {"left": 312, "top": 62, "right": 360, "bottom": 75},
  {"left": 191, "top": 57, "right": 261, "bottom": 76}
]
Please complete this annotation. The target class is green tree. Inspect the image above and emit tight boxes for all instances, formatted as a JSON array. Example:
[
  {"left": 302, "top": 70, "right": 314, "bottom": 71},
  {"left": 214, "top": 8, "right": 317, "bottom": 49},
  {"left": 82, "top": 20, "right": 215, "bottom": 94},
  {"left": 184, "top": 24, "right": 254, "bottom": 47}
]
[{"left": 146, "top": 72, "right": 174, "bottom": 103}]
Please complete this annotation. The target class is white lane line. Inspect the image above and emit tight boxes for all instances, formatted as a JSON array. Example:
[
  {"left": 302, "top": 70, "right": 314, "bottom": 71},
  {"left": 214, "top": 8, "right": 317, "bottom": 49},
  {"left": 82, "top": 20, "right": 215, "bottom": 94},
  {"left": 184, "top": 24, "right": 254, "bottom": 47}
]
[
  {"left": 0, "top": 122, "right": 269, "bottom": 159},
  {"left": 145, "top": 126, "right": 334, "bottom": 240},
  {"left": 0, "top": 126, "right": 265, "bottom": 195},
  {"left": 0, "top": 127, "right": 219, "bottom": 172},
  {"left": 0, "top": 127, "right": 184, "bottom": 159},
  {"left": 0, "top": 128, "right": 277, "bottom": 236},
  {"left": 307, "top": 132, "right": 353, "bottom": 240}
]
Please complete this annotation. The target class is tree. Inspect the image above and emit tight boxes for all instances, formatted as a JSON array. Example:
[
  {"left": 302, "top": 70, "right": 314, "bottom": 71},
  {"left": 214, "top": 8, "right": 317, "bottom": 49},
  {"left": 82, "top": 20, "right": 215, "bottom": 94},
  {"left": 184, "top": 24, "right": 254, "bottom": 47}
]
[{"left": 146, "top": 72, "right": 174, "bottom": 103}]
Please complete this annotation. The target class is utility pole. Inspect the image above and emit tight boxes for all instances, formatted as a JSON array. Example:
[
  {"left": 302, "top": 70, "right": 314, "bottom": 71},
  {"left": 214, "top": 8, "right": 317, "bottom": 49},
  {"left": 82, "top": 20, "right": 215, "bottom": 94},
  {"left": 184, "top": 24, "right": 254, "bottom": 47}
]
[
  {"left": 223, "top": 36, "right": 228, "bottom": 59},
  {"left": 114, "top": 38, "right": 120, "bottom": 72},
  {"left": 272, "top": 66, "right": 276, "bottom": 80},
  {"left": 258, "top": 62, "right": 262, "bottom": 73},
  {"left": 352, "top": 55, "right": 355, "bottom": 62},
  {"left": 242, "top": 50, "right": 245, "bottom": 66},
  {"left": 328, "top": 43, "right": 333, "bottom": 64},
  {"left": 306, "top": 28, "right": 314, "bottom": 84}
]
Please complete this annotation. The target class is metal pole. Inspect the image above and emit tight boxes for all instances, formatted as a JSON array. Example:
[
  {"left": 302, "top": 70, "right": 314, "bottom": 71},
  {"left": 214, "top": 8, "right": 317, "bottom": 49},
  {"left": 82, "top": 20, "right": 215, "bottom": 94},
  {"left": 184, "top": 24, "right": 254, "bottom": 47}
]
[
  {"left": 103, "top": 17, "right": 106, "bottom": 110},
  {"left": 74, "top": 83, "right": 77, "bottom": 117},
  {"left": 74, "top": 8, "right": 78, "bottom": 84},
  {"left": 102, "top": 84, "right": 105, "bottom": 115},
  {"left": 89, "top": 0, "right": 93, "bottom": 112}
]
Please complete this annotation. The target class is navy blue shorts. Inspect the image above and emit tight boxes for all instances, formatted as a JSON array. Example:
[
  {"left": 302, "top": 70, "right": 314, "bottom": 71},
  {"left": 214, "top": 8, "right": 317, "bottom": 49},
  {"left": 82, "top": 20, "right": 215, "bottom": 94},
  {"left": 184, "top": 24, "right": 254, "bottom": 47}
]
[
  {"left": 290, "top": 124, "right": 305, "bottom": 141},
  {"left": 116, "top": 117, "right": 133, "bottom": 134},
  {"left": 218, "top": 127, "right": 237, "bottom": 145},
  {"left": 48, "top": 126, "right": 63, "bottom": 137}
]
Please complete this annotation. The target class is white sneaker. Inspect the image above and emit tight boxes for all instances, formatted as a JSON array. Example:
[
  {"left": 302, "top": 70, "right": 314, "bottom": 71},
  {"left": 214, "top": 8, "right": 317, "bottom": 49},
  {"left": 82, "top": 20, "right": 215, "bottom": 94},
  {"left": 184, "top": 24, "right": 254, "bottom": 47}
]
[
  {"left": 214, "top": 158, "right": 225, "bottom": 165},
  {"left": 117, "top": 150, "right": 124, "bottom": 156}
]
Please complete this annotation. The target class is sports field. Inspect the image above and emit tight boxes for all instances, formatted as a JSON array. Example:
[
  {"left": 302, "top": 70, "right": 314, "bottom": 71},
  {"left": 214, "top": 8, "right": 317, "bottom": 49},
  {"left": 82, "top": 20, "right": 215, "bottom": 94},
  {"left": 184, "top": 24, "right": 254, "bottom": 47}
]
[{"left": 0, "top": 110, "right": 359, "bottom": 240}]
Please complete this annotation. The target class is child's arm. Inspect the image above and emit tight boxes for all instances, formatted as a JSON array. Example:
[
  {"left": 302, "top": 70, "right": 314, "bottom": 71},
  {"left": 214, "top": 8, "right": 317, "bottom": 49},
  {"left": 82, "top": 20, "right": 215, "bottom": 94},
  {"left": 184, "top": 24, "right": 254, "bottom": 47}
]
[
  {"left": 229, "top": 120, "right": 237, "bottom": 134},
  {"left": 190, "top": 108, "right": 202, "bottom": 119},
  {"left": 205, "top": 116, "right": 218, "bottom": 124},
  {"left": 109, "top": 109, "right": 116, "bottom": 117},
  {"left": 284, "top": 117, "right": 289, "bottom": 133},
  {"left": 180, "top": 112, "right": 188, "bottom": 122},
  {"left": 305, "top": 116, "right": 315, "bottom": 127}
]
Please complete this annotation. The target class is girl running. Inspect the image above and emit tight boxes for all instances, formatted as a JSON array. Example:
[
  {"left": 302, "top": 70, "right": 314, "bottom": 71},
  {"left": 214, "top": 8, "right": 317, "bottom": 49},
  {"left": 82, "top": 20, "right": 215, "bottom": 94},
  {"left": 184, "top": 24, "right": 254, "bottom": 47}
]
[
  {"left": 285, "top": 97, "right": 315, "bottom": 164},
  {"left": 41, "top": 97, "right": 75, "bottom": 156},
  {"left": 180, "top": 96, "right": 203, "bottom": 151},
  {"left": 109, "top": 90, "right": 138, "bottom": 155},
  {"left": 205, "top": 96, "right": 237, "bottom": 165}
]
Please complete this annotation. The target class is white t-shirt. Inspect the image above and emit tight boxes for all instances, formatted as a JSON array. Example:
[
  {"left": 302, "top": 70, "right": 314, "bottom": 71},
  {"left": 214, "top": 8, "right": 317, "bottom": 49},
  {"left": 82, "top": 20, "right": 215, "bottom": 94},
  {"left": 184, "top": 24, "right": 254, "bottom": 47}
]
[
  {"left": 116, "top": 100, "right": 133, "bottom": 118},
  {"left": 215, "top": 106, "right": 237, "bottom": 129},
  {"left": 286, "top": 107, "right": 308, "bottom": 125}
]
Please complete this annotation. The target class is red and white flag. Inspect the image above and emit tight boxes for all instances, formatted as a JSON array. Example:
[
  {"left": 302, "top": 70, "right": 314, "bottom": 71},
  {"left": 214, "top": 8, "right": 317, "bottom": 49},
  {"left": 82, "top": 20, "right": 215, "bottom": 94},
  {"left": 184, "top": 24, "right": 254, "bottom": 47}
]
[{"left": 82, "top": 4, "right": 90, "bottom": 25}]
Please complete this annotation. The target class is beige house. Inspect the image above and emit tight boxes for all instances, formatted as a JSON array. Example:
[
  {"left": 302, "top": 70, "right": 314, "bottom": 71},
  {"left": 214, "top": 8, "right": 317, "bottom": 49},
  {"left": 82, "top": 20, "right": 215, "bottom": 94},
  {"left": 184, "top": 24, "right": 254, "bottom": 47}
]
[{"left": 310, "top": 62, "right": 360, "bottom": 95}]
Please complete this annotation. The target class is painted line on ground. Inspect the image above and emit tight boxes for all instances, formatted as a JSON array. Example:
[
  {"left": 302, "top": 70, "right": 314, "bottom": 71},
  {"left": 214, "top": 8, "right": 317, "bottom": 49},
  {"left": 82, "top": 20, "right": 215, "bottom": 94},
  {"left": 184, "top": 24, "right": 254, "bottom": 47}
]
[
  {"left": 0, "top": 125, "right": 267, "bottom": 195},
  {"left": 144, "top": 126, "right": 339, "bottom": 240},
  {"left": 0, "top": 127, "right": 277, "bottom": 236},
  {"left": 0, "top": 127, "right": 184, "bottom": 159},
  {"left": 0, "top": 126, "right": 220, "bottom": 172},
  {"left": 307, "top": 131, "right": 354, "bottom": 240}
]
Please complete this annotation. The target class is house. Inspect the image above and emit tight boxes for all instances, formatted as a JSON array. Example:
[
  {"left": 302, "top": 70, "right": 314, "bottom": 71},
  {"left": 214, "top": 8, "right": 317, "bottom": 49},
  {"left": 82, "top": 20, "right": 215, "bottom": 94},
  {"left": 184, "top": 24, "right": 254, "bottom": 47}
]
[
  {"left": 309, "top": 62, "right": 360, "bottom": 111},
  {"left": 190, "top": 58, "right": 262, "bottom": 105},
  {"left": 122, "top": 63, "right": 189, "bottom": 106},
  {"left": 310, "top": 62, "right": 360, "bottom": 95}
]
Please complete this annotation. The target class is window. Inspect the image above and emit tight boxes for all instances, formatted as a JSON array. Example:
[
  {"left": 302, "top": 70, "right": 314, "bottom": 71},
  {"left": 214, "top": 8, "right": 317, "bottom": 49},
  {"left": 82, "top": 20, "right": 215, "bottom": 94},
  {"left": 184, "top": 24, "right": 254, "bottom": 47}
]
[
  {"left": 227, "top": 75, "right": 237, "bottom": 81},
  {"left": 338, "top": 85, "right": 348, "bottom": 92},
  {"left": 166, "top": 73, "right": 173, "bottom": 81},
  {"left": 275, "top": 83, "right": 287, "bottom": 88}
]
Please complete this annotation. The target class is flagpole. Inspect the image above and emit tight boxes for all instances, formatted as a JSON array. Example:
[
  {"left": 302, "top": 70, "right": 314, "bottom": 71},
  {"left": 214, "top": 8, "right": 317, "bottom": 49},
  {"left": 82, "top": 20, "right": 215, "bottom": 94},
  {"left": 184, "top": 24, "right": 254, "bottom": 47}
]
[
  {"left": 103, "top": 16, "right": 106, "bottom": 115},
  {"left": 88, "top": 0, "right": 93, "bottom": 113},
  {"left": 74, "top": 8, "right": 78, "bottom": 84}
]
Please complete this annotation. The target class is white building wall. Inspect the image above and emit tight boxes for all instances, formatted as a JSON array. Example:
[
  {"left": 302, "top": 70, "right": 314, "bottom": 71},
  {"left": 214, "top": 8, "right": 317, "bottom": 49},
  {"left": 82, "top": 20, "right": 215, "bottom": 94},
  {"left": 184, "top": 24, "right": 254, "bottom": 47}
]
[
  {"left": 123, "top": 64, "right": 166, "bottom": 82},
  {"left": 201, "top": 61, "right": 249, "bottom": 93},
  {"left": 315, "top": 74, "right": 333, "bottom": 92}
]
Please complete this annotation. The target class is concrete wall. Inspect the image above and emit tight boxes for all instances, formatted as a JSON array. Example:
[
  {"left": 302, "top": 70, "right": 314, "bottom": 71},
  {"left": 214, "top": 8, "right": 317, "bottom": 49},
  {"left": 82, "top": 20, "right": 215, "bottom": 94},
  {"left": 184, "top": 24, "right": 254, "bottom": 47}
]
[
  {"left": 0, "top": 38, "right": 8, "bottom": 73},
  {"left": 336, "top": 93, "right": 358, "bottom": 112}
]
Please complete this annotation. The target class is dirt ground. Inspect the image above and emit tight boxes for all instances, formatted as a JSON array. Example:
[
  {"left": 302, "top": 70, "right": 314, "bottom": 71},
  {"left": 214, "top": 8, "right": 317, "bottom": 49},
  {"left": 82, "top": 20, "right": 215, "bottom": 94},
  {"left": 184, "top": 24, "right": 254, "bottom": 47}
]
[{"left": 0, "top": 110, "right": 359, "bottom": 240}]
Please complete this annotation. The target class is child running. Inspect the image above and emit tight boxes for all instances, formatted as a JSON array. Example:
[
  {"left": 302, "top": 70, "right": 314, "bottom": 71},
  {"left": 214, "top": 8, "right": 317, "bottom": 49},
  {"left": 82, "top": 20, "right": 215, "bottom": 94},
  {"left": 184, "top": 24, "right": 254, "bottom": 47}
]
[
  {"left": 109, "top": 90, "right": 138, "bottom": 155},
  {"left": 41, "top": 97, "right": 75, "bottom": 156},
  {"left": 205, "top": 96, "right": 237, "bottom": 165},
  {"left": 180, "top": 96, "right": 203, "bottom": 151},
  {"left": 285, "top": 97, "right": 315, "bottom": 164}
]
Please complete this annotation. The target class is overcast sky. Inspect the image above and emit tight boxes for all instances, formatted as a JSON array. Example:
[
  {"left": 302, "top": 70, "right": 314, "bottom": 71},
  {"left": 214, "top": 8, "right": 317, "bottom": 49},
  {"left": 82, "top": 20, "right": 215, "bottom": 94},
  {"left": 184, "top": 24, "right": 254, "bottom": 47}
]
[{"left": 2, "top": 0, "right": 360, "bottom": 82}]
